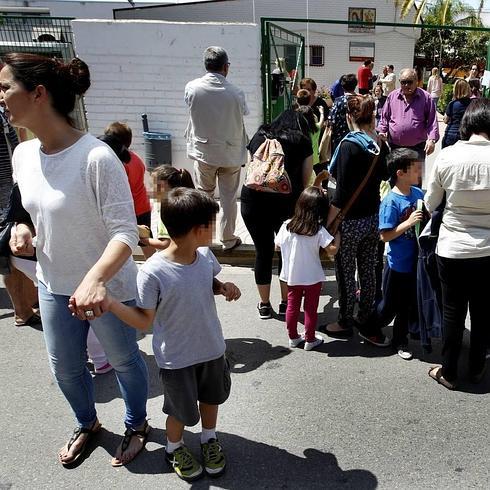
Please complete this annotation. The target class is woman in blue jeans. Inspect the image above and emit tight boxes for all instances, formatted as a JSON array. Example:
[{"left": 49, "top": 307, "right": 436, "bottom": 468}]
[{"left": 0, "top": 53, "right": 149, "bottom": 466}]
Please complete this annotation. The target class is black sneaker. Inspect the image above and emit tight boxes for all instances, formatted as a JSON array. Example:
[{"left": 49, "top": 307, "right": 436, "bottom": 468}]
[
  {"left": 257, "top": 302, "right": 272, "bottom": 319},
  {"left": 278, "top": 301, "right": 287, "bottom": 317}
]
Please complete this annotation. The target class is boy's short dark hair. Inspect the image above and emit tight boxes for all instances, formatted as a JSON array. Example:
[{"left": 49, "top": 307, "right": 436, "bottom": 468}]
[
  {"left": 386, "top": 148, "right": 420, "bottom": 182},
  {"left": 161, "top": 188, "right": 219, "bottom": 239}
]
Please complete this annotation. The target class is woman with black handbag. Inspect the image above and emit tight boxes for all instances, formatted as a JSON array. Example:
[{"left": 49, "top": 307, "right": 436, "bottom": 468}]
[
  {"left": 0, "top": 105, "right": 39, "bottom": 326},
  {"left": 324, "top": 95, "right": 390, "bottom": 345}
]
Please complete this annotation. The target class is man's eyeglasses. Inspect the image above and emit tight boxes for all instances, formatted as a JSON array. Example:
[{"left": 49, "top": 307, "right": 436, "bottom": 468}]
[{"left": 400, "top": 79, "right": 415, "bottom": 86}]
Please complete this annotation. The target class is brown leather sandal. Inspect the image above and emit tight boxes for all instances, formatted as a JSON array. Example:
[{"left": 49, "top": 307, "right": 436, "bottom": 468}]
[
  {"left": 111, "top": 421, "right": 151, "bottom": 467},
  {"left": 59, "top": 420, "right": 102, "bottom": 467},
  {"left": 428, "top": 366, "right": 457, "bottom": 390}
]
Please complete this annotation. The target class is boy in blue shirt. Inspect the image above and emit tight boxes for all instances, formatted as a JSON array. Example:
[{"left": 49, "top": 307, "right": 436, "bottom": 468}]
[{"left": 376, "top": 148, "right": 424, "bottom": 359}]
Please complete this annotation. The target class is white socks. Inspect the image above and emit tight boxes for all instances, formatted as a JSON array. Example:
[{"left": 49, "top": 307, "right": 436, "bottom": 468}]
[
  {"left": 166, "top": 428, "right": 217, "bottom": 452},
  {"left": 166, "top": 438, "right": 183, "bottom": 454},
  {"left": 201, "top": 427, "right": 216, "bottom": 444}
]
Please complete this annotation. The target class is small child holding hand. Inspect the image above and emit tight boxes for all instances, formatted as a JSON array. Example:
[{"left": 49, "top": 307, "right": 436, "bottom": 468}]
[{"left": 106, "top": 188, "right": 240, "bottom": 482}]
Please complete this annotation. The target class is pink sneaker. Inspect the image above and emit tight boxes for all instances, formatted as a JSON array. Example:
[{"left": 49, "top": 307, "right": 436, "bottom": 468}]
[{"left": 94, "top": 362, "right": 113, "bottom": 375}]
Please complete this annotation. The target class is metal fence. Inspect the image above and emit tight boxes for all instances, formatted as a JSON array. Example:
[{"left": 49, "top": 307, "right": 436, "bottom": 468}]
[{"left": 0, "top": 15, "right": 87, "bottom": 130}]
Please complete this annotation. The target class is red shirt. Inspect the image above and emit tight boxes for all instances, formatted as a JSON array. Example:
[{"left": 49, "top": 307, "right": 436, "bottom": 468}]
[
  {"left": 357, "top": 65, "right": 372, "bottom": 90},
  {"left": 124, "top": 151, "right": 151, "bottom": 216}
]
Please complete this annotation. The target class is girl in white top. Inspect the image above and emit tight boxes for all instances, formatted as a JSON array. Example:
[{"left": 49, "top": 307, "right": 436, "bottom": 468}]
[
  {"left": 0, "top": 53, "right": 149, "bottom": 467},
  {"left": 275, "top": 186, "right": 339, "bottom": 351}
]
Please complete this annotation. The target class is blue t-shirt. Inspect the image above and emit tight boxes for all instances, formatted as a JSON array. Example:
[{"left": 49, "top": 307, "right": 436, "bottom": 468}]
[{"left": 379, "top": 186, "right": 424, "bottom": 273}]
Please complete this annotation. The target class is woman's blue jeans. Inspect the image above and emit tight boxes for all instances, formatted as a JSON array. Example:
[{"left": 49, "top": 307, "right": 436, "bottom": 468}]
[{"left": 38, "top": 281, "right": 149, "bottom": 429}]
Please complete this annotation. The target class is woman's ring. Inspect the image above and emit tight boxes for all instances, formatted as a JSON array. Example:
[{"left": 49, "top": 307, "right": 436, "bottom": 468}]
[{"left": 85, "top": 310, "right": 95, "bottom": 318}]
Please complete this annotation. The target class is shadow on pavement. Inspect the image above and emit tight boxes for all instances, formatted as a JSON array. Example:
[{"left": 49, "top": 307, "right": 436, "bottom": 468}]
[
  {"left": 0, "top": 311, "right": 14, "bottom": 321},
  {"left": 93, "top": 350, "right": 163, "bottom": 404},
  {"left": 107, "top": 428, "right": 378, "bottom": 489},
  {"left": 0, "top": 285, "right": 13, "bottom": 311},
  {"left": 314, "top": 335, "right": 393, "bottom": 359},
  {"left": 225, "top": 338, "right": 291, "bottom": 374}
]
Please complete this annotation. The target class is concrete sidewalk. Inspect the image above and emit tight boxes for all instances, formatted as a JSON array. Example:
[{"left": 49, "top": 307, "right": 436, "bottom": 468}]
[{"left": 0, "top": 265, "right": 488, "bottom": 490}]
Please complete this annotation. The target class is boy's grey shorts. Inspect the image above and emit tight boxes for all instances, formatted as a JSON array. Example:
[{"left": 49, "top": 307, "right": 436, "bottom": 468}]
[{"left": 159, "top": 355, "right": 231, "bottom": 426}]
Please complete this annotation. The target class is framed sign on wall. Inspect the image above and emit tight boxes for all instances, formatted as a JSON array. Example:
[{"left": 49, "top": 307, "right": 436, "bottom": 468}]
[
  {"left": 348, "top": 7, "right": 376, "bottom": 32},
  {"left": 349, "top": 41, "right": 375, "bottom": 62}
]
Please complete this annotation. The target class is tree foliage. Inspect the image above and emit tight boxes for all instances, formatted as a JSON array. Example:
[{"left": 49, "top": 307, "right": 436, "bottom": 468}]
[{"left": 409, "top": 0, "right": 489, "bottom": 79}]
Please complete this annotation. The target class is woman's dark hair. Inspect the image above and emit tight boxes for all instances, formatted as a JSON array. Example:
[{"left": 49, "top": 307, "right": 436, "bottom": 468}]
[
  {"left": 295, "top": 105, "right": 317, "bottom": 134},
  {"left": 300, "top": 78, "right": 317, "bottom": 91},
  {"left": 287, "top": 186, "right": 329, "bottom": 236},
  {"left": 152, "top": 164, "right": 195, "bottom": 189},
  {"left": 2, "top": 53, "right": 90, "bottom": 123},
  {"left": 347, "top": 95, "right": 375, "bottom": 126},
  {"left": 296, "top": 89, "right": 310, "bottom": 106},
  {"left": 340, "top": 73, "right": 357, "bottom": 91},
  {"left": 468, "top": 78, "right": 481, "bottom": 97},
  {"left": 105, "top": 121, "right": 132, "bottom": 148},
  {"left": 98, "top": 134, "right": 131, "bottom": 164},
  {"left": 460, "top": 98, "right": 490, "bottom": 140},
  {"left": 260, "top": 109, "right": 314, "bottom": 141}
]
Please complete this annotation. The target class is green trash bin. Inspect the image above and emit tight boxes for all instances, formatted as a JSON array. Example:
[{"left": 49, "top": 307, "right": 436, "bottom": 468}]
[{"left": 143, "top": 132, "right": 172, "bottom": 169}]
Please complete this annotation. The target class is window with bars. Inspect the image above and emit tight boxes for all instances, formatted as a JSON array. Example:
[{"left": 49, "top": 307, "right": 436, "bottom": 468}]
[{"left": 309, "top": 45, "right": 324, "bottom": 67}]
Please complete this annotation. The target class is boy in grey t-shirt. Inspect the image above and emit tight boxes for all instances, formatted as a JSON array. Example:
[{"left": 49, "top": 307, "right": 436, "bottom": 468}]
[{"left": 108, "top": 188, "right": 240, "bottom": 482}]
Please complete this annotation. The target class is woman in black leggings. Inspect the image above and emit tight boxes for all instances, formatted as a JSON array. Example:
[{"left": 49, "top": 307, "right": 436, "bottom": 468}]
[
  {"left": 241, "top": 109, "right": 314, "bottom": 319},
  {"left": 426, "top": 99, "right": 490, "bottom": 390}
]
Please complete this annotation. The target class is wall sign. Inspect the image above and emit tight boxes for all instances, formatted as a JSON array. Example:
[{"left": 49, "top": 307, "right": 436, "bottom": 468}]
[
  {"left": 348, "top": 7, "right": 376, "bottom": 32},
  {"left": 349, "top": 42, "right": 375, "bottom": 62}
]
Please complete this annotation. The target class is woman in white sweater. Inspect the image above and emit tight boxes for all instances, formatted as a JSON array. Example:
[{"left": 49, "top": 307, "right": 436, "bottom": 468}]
[
  {"left": 0, "top": 54, "right": 149, "bottom": 466},
  {"left": 425, "top": 98, "right": 490, "bottom": 390}
]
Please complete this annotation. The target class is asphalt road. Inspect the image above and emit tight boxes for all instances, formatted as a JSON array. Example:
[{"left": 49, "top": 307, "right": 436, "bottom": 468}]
[{"left": 1, "top": 265, "right": 489, "bottom": 490}]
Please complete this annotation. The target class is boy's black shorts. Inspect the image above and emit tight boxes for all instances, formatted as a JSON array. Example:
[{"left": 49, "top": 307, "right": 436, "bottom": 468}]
[{"left": 159, "top": 355, "right": 231, "bottom": 426}]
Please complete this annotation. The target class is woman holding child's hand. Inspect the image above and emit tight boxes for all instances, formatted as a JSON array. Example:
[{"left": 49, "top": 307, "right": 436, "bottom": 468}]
[{"left": 1, "top": 53, "right": 149, "bottom": 468}]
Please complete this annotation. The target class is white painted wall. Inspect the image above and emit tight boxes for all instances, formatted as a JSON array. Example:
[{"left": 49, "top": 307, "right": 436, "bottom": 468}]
[
  {"left": 72, "top": 19, "right": 262, "bottom": 172},
  {"left": 1, "top": 0, "right": 161, "bottom": 20},
  {"left": 300, "top": 29, "right": 417, "bottom": 89},
  {"left": 115, "top": 0, "right": 420, "bottom": 88}
]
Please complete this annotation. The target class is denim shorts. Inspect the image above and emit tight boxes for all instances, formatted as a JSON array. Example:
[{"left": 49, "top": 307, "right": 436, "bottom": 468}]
[{"left": 160, "top": 355, "right": 231, "bottom": 426}]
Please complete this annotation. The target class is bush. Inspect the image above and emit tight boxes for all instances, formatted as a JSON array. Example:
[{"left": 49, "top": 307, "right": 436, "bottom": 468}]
[{"left": 438, "top": 83, "right": 453, "bottom": 113}]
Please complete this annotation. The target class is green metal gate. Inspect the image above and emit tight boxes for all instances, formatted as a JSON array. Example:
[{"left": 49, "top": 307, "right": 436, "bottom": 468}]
[{"left": 261, "top": 21, "right": 305, "bottom": 124}]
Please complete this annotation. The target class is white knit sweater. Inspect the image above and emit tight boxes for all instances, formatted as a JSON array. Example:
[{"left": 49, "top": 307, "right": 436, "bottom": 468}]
[{"left": 13, "top": 134, "right": 138, "bottom": 300}]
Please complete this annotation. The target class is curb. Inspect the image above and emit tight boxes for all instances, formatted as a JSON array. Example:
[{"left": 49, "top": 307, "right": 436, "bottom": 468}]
[{"left": 134, "top": 243, "right": 335, "bottom": 268}]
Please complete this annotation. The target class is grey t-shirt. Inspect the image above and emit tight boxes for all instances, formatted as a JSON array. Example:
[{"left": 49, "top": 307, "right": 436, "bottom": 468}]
[{"left": 137, "top": 247, "right": 226, "bottom": 370}]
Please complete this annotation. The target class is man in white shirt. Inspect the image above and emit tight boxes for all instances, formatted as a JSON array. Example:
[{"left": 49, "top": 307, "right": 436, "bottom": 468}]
[
  {"left": 378, "top": 64, "right": 396, "bottom": 96},
  {"left": 185, "top": 46, "right": 249, "bottom": 250}
]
